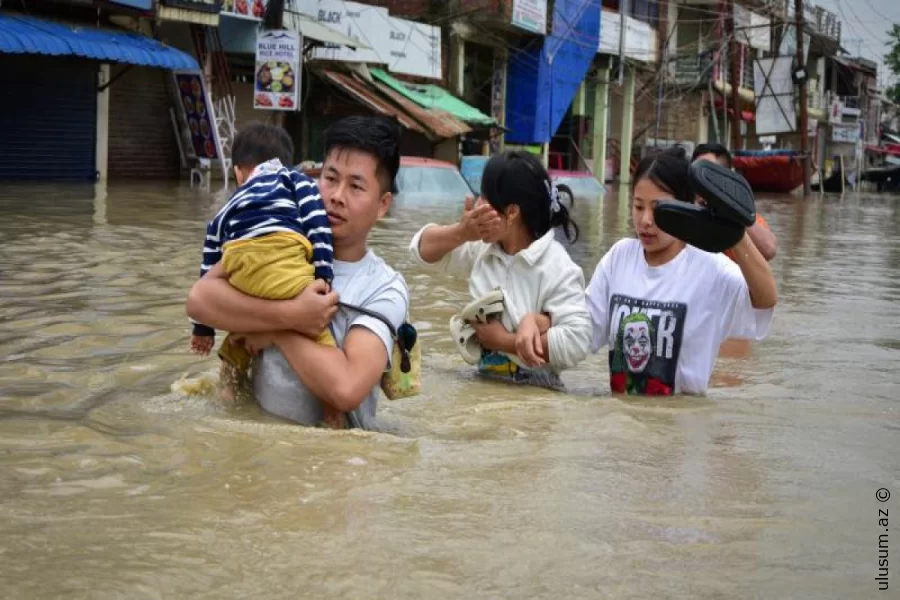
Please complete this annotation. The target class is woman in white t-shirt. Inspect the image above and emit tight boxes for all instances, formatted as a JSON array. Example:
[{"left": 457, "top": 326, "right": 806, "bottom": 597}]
[
  {"left": 585, "top": 148, "right": 778, "bottom": 396},
  {"left": 409, "top": 150, "right": 592, "bottom": 389}
]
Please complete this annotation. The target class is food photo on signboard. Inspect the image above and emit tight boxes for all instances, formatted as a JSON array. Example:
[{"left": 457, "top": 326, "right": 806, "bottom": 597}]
[{"left": 173, "top": 71, "right": 221, "bottom": 160}]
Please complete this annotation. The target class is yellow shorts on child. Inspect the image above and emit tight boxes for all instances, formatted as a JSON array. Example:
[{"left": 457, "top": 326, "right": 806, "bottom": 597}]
[{"left": 217, "top": 231, "right": 335, "bottom": 372}]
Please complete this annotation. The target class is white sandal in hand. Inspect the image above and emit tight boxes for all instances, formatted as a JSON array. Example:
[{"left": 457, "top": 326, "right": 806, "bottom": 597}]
[
  {"left": 460, "top": 289, "right": 505, "bottom": 324},
  {"left": 449, "top": 315, "right": 483, "bottom": 365}
]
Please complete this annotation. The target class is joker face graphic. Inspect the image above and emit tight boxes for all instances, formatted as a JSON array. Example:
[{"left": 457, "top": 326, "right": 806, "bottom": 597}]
[{"left": 621, "top": 313, "right": 653, "bottom": 374}]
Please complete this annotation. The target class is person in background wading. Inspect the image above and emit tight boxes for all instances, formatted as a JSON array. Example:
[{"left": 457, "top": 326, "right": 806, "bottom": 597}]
[
  {"left": 691, "top": 143, "right": 777, "bottom": 262},
  {"left": 691, "top": 143, "right": 777, "bottom": 360}
]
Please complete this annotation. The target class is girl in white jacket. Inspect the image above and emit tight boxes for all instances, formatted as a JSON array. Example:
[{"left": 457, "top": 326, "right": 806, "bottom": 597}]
[{"left": 409, "top": 150, "right": 592, "bottom": 389}]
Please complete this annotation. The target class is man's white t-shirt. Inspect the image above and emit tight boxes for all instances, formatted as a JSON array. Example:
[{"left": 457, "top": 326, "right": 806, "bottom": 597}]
[
  {"left": 585, "top": 238, "right": 774, "bottom": 396},
  {"left": 252, "top": 251, "right": 409, "bottom": 430}
]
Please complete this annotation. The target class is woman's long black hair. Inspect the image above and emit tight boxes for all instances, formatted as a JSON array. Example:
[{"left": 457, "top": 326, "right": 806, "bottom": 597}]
[
  {"left": 631, "top": 145, "right": 694, "bottom": 203},
  {"left": 480, "top": 150, "right": 580, "bottom": 243}
]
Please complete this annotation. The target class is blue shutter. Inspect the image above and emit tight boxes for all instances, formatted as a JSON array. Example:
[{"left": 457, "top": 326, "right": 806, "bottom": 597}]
[{"left": 0, "top": 57, "right": 97, "bottom": 181}]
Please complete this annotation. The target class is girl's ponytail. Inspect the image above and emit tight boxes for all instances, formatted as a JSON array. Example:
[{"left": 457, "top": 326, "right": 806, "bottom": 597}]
[{"left": 548, "top": 182, "right": 579, "bottom": 244}]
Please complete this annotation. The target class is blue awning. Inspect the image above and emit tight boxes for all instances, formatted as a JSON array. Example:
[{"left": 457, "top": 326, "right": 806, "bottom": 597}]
[{"left": 0, "top": 12, "right": 199, "bottom": 70}]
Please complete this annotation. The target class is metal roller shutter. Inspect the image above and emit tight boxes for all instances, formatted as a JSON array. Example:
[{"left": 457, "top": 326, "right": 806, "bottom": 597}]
[
  {"left": 108, "top": 66, "right": 181, "bottom": 179},
  {"left": 0, "top": 56, "right": 97, "bottom": 181}
]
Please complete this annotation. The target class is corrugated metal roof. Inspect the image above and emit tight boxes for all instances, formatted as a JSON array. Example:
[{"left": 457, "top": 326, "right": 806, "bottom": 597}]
[
  {"left": 318, "top": 70, "right": 427, "bottom": 136},
  {"left": 371, "top": 80, "right": 472, "bottom": 139},
  {"left": 370, "top": 68, "right": 498, "bottom": 128},
  {"left": 0, "top": 12, "right": 199, "bottom": 70}
]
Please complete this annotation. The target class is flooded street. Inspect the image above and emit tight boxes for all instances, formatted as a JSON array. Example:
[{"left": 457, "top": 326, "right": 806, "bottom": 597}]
[{"left": 1, "top": 181, "right": 898, "bottom": 598}]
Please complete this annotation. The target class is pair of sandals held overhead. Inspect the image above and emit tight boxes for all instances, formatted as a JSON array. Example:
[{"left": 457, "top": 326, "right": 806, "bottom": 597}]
[
  {"left": 449, "top": 289, "right": 524, "bottom": 367},
  {"left": 653, "top": 159, "right": 757, "bottom": 253}
]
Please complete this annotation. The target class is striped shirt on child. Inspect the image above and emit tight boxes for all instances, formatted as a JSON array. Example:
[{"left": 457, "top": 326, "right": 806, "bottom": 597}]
[{"left": 191, "top": 159, "right": 333, "bottom": 337}]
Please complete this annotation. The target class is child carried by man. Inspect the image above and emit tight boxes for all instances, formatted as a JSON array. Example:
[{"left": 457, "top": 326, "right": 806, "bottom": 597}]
[{"left": 189, "top": 122, "right": 343, "bottom": 426}]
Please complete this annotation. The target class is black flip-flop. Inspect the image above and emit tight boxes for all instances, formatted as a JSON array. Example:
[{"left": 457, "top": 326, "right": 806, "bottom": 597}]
[
  {"left": 689, "top": 159, "right": 756, "bottom": 227},
  {"left": 654, "top": 200, "right": 746, "bottom": 253}
]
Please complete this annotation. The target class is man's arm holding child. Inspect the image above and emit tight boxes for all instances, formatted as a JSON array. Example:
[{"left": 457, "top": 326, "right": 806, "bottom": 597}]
[
  {"left": 186, "top": 262, "right": 338, "bottom": 337},
  {"left": 244, "top": 283, "right": 409, "bottom": 412}
]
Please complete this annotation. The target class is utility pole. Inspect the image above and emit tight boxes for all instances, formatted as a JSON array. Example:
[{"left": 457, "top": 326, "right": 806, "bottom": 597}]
[
  {"left": 726, "top": 0, "right": 741, "bottom": 152},
  {"left": 618, "top": 0, "right": 629, "bottom": 86},
  {"left": 795, "top": 0, "right": 811, "bottom": 196}
]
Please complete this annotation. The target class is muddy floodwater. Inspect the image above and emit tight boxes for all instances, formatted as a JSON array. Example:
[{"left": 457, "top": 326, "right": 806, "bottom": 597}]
[{"left": 1, "top": 181, "right": 898, "bottom": 599}]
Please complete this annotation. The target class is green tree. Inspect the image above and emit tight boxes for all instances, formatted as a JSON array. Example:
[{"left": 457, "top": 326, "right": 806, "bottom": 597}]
[{"left": 886, "top": 24, "right": 900, "bottom": 103}]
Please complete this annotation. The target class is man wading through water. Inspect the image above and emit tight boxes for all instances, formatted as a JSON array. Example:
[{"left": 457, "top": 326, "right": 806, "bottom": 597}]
[{"left": 186, "top": 116, "right": 410, "bottom": 430}]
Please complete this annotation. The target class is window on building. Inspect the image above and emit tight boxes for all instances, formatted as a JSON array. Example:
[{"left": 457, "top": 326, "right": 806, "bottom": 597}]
[
  {"left": 598, "top": 0, "right": 658, "bottom": 27},
  {"left": 630, "top": 0, "right": 659, "bottom": 27}
]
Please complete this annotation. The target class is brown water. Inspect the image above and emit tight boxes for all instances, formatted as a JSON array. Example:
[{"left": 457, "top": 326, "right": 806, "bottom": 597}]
[{"left": 1, "top": 181, "right": 898, "bottom": 599}]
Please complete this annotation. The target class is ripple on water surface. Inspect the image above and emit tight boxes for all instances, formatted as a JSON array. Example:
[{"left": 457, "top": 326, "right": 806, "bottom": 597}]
[{"left": 1, "top": 184, "right": 899, "bottom": 598}]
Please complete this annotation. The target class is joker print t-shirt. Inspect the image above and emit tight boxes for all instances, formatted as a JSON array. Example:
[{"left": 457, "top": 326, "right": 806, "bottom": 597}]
[{"left": 585, "top": 238, "right": 774, "bottom": 396}]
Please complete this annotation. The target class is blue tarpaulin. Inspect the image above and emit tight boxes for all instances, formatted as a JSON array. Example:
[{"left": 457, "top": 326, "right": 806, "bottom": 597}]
[
  {"left": 505, "top": 0, "right": 601, "bottom": 145},
  {"left": 0, "top": 12, "right": 199, "bottom": 70}
]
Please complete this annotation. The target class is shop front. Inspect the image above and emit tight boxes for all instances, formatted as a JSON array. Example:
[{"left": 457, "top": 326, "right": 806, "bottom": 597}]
[{"left": 0, "top": 11, "right": 198, "bottom": 182}]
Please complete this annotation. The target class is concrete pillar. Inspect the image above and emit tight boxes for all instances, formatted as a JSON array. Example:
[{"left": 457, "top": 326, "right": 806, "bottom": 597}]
[
  {"left": 573, "top": 82, "right": 586, "bottom": 116},
  {"left": 592, "top": 65, "right": 610, "bottom": 184},
  {"left": 93, "top": 181, "right": 107, "bottom": 226},
  {"left": 95, "top": 64, "right": 110, "bottom": 182},
  {"left": 619, "top": 64, "right": 636, "bottom": 185},
  {"left": 449, "top": 32, "right": 465, "bottom": 97}
]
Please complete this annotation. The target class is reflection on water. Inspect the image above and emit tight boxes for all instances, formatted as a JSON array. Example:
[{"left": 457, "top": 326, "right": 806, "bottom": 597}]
[{"left": 1, "top": 181, "right": 898, "bottom": 598}]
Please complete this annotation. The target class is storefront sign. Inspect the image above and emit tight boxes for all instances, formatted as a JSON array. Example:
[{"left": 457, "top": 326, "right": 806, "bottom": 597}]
[
  {"left": 734, "top": 5, "right": 771, "bottom": 52},
  {"left": 753, "top": 57, "right": 796, "bottom": 135},
  {"left": 173, "top": 71, "right": 223, "bottom": 160},
  {"left": 832, "top": 123, "right": 861, "bottom": 143},
  {"left": 297, "top": 0, "right": 441, "bottom": 80},
  {"left": 221, "top": 0, "right": 268, "bottom": 21},
  {"left": 597, "top": 9, "right": 655, "bottom": 62},
  {"left": 511, "top": 0, "right": 547, "bottom": 35},
  {"left": 254, "top": 29, "right": 302, "bottom": 111},
  {"left": 385, "top": 16, "right": 442, "bottom": 80}
]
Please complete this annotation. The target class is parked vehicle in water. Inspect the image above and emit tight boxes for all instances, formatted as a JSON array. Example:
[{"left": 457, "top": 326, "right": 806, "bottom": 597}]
[
  {"left": 549, "top": 169, "right": 606, "bottom": 204},
  {"left": 460, "top": 155, "right": 490, "bottom": 195},
  {"left": 393, "top": 156, "right": 474, "bottom": 205},
  {"left": 299, "top": 156, "right": 472, "bottom": 203},
  {"left": 461, "top": 157, "right": 599, "bottom": 207}
]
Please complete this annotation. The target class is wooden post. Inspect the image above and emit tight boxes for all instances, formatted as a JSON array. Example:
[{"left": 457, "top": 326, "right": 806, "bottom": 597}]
[
  {"left": 795, "top": 0, "right": 811, "bottom": 196},
  {"left": 727, "top": 0, "right": 741, "bottom": 151}
]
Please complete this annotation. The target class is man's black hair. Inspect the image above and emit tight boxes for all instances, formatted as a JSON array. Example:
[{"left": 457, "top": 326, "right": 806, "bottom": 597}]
[
  {"left": 691, "top": 142, "right": 732, "bottom": 168},
  {"left": 231, "top": 122, "right": 294, "bottom": 168},
  {"left": 322, "top": 115, "right": 401, "bottom": 194}
]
